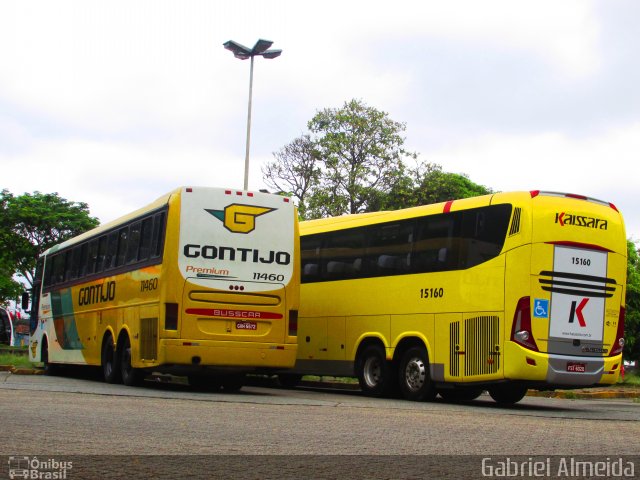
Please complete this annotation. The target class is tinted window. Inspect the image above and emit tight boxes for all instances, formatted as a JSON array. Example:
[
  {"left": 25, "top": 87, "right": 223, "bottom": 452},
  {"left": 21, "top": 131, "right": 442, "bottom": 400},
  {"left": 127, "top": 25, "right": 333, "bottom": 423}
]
[
  {"left": 138, "top": 217, "right": 153, "bottom": 261},
  {"left": 104, "top": 231, "right": 119, "bottom": 271},
  {"left": 151, "top": 211, "right": 166, "bottom": 258},
  {"left": 301, "top": 204, "right": 512, "bottom": 283},
  {"left": 126, "top": 222, "right": 141, "bottom": 264},
  {"left": 321, "top": 229, "right": 366, "bottom": 281},
  {"left": 115, "top": 228, "right": 128, "bottom": 267}
]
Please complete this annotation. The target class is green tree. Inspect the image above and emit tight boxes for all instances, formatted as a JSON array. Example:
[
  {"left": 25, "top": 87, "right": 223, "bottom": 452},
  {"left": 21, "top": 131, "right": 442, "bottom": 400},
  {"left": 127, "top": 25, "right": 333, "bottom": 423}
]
[
  {"left": 262, "top": 134, "right": 321, "bottom": 219},
  {"left": 264, "top": 99, "right": 490, "bottom": 219},
  {"left": 0, "top": 190, "right": 99, "bottom": 298},
  {"left": 624, "top": 239, "right": 640, "bottom": 362},
  {"left": 368, "top": 162, "right": 492, "bottom": 211},
  {"left": 307, "top": 99, "right": 417, "bottom": 218}
]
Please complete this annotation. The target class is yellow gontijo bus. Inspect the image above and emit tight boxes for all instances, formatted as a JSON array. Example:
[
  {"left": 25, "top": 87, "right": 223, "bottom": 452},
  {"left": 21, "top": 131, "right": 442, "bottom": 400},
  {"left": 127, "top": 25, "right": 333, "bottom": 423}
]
[
  {"left": 294, "top": 191, "right": 626, "bottom": 404},
  {"left": 29, "top": 186, "right": 299, "bottom": 390}
]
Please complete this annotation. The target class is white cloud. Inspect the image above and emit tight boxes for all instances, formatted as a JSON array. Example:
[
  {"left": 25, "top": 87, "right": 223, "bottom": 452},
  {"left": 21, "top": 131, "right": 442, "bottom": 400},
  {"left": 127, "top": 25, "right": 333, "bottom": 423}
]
[{"left": 427, "top": 123, "right": 640, "bottom": 236}]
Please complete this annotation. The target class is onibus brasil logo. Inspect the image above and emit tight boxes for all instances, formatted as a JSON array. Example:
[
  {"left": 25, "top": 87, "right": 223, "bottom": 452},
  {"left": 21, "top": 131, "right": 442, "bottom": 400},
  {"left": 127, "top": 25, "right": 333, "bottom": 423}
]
[{"left": 205, "top": 204, "right": 275, "bottom": 234}]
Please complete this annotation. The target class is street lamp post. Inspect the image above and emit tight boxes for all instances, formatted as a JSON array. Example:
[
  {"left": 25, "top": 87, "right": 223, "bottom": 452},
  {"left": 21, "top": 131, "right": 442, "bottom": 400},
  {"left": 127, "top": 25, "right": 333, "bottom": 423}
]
[{"left": 223, "top": 39, "right": 282, "bottom": 190}]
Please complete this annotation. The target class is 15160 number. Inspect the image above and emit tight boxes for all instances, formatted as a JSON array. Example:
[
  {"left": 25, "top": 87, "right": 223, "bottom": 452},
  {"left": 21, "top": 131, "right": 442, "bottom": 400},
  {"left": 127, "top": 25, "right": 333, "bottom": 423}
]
[{"left": 420, "top": 287, "right": 444, "bottom": 299}]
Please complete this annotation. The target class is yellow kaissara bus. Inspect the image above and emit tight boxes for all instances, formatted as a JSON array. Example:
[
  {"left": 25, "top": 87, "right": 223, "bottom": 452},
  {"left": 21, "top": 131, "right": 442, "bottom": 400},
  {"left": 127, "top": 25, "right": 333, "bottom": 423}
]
[
  {"left": 293, "top": 191, "right": 626, "bottom": 404},
  {"left": 29, "top": 186, "right": 299, "bottom": 390}
]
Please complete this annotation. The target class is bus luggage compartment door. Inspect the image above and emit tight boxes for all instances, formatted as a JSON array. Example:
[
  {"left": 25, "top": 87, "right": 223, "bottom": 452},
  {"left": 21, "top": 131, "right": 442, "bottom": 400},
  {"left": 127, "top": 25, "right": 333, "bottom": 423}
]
[{"left": 181, "top": 279, "right": 287, "bottom": 344}]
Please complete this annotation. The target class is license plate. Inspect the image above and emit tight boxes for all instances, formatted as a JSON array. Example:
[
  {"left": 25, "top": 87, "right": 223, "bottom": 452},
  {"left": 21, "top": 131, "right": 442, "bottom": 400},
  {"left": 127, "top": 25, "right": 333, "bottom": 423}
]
[
  {"left": 566, "top": 362, "right": 586, "bottom": 373},
  {"left": 236, "top": 321, "right": 257, "bottom": 331}
]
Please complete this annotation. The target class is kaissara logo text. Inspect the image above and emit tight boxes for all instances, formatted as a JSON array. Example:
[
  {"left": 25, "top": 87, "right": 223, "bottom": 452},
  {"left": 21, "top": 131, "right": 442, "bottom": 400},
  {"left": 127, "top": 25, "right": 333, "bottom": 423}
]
[
  {"left": 205, "top": 204, "right": 275, "bottom": 234},
  {"left": 555, "top": 212, "right": 608, "bottom": 230}
]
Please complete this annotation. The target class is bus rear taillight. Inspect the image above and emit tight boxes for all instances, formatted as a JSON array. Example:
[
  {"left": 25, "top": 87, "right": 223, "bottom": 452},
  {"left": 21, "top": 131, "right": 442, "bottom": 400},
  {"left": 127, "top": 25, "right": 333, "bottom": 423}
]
[
  {"left": 511, "top": 297, "right": 539, "bottom": 352},
  {"left": 288, "top": 310, "right": 298, "bottom": 337},
  {"left": 609, "top": 307, "right": 625, "bottom": 356}
]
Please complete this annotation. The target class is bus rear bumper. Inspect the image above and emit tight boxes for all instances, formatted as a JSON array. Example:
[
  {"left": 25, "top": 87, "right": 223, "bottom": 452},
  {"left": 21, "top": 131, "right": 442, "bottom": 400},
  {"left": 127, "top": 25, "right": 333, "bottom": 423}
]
[
  {"left": 504, "top": 342, "right": 621, "bottom": 386},
  {"left": 160, "top": 339, "right": 297, "bottom": 370}
]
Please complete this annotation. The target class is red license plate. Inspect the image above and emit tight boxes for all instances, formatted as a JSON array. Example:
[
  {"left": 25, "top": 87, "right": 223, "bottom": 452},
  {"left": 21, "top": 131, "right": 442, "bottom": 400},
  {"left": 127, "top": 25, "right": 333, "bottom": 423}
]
[{"left": 566, "top": 362, "right": 586, "bottom": 373}]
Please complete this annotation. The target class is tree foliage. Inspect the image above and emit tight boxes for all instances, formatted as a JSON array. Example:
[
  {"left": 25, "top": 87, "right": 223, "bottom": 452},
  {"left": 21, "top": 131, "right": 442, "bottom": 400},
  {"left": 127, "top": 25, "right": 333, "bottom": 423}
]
[
  {"left": 0, "top": 190, "right": 99, "bottom": 298},
  {"left": 264, "top": 99, "right": 424, "bottom": 219},
  {"left": 306, "top": 99, "right": 417, "bottom": 217},
  {"left": 625, "top": 239, "right": 640, "bottom": 361},
  {"left": 262, "top": 134, "right": 321, "bottom": 219},
  {"left": 368, "top": 162, "right": 492, "bottom": 211}
]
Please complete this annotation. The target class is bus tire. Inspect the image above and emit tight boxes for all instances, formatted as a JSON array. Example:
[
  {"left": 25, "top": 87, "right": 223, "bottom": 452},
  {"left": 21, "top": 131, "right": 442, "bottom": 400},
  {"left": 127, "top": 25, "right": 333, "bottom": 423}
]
[
  {"left": 41, "top": 338, "right": 58, "bottom": 376},
  {"left": 356, "top": 344, "right": 393, "bottom": 397},
  {"left": 488, "top": 384, "right": 528, "bottom": 405},
  {"left": 101, "top": 333, "right": 121, "bottom": 384},
  {"left": 221, "top": 374, "right": 245, "bottom": 392},
  {"left": 398, "top": 346, "right": 436, "bottom": 401},
  {"left": 188, "top": 375, "right": 222, "bottom": 392},
  {"left": 120, "top": 334, "right": 144, "bottom": 387},
  {"left": 277, "top": 373, "right": 303, "bottom": 388},
  {"left": 439, "top": 387, "right": 484, "bottom": 403}
]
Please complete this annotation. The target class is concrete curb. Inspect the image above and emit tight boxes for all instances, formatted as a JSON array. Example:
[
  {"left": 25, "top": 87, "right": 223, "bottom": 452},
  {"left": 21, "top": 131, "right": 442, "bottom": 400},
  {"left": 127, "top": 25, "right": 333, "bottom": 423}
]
[{"left": 0, "top": 365, "right": 45, "bottom": 375}]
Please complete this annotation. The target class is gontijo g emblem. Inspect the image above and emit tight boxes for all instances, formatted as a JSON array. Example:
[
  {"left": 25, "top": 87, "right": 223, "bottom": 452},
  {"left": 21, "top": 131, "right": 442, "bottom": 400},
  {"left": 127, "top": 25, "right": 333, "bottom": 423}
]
[{"left": 206, "top": 204, "right": 275, "bottom": 234}]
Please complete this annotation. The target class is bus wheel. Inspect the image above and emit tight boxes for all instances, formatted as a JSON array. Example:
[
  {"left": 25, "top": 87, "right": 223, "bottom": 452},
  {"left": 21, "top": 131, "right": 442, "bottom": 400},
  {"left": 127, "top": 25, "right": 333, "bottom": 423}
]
[
  {"left": 221, "top": 374, "right": 245, "bottom": 392},
  {"left": 101, "top": 333, "right": 121, "bottom": 384},
  {"left": 120, "top": 335, "right": 144, "bottom": 387},
  {"left": 398, "top": 346, "right": 436, "bottom": 401},
  {"left": 277, "top": 373, "right": 303, "bottom": 388},
  {"left": 356, "top": 344, "right": 393, "bottom": 397},
  {"left": 439, "top": 388, "right": 484, "bottom": 403},
  {"left": 41, "top": 338, "right": 58, "bottom": 376},
  {"left": 188, "top": 375, "right": 222, "bottom": 392},
  {"left": 488, "top": 385, "right": 528, "bottom": 405}
]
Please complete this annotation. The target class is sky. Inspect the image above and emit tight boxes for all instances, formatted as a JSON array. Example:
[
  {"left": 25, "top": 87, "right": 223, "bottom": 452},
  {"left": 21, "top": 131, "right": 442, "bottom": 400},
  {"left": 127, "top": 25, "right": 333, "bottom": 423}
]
[{"left": 1, "top": 0, "right": 639, "bottom": 240}]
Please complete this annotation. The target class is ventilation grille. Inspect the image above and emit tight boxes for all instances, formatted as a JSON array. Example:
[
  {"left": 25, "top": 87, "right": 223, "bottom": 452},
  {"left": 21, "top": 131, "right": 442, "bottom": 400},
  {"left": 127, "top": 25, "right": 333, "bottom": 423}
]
[
  {"left": 539, "top": 271, "right": 616, "bottom": 298},
  {"left": 464, "top": 316, "right": 500, "bottom": 376},
  {"left": 449, "top": 321, "right": 460, "bottom": 377},
  {"left": 140, "top": 317, "right": 158, "bottom": 360},
  {"left": 508, "top": 207, "right": 522, "bottom": 236}
]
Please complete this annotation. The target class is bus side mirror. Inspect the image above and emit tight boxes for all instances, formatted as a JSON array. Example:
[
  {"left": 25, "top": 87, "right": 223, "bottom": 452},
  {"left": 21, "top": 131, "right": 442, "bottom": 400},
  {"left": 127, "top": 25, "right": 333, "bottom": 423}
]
[{"left": 21, "top": 292, "right": 29, "bottom": 310}]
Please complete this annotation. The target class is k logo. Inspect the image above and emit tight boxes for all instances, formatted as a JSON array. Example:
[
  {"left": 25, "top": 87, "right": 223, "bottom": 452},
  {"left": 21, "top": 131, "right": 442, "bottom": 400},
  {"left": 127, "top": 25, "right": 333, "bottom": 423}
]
[{"left": 206, "top": 204, "right": 275, "bottom": 234}]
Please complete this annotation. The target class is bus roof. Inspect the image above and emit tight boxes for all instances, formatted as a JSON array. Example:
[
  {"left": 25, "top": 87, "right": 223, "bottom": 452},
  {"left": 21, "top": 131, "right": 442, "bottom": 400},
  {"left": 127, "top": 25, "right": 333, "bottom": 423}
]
[{"left": 299, "top": 190, "right": 623, "bottom": 236}]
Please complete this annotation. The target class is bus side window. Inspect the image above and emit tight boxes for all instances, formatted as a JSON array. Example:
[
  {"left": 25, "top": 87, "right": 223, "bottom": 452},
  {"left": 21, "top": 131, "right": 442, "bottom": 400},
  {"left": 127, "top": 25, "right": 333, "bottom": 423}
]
[
  {"left": 126, "top": 222, "right": 142, "bottom": 264},
  {"left": 63, "top": 250, "right": 73, "bottom": 282},
  {"left": 413, "top": 214, "right": 458, "bottom": 273},
  {"left": 69, "top": 246, "right": 82, "bottom": 280},
  {"left": 301, "top": 236, "right": 322, "bottom": 283},
  {"left": 86, "top": 239, "right": 99, "bottom": 275},
  {"left": 78, "top": 243, "right": 89, "bottom": 278},
  {"left": 51, "top": 253, "right": 65, "bottom": 285},
  {"left": 30, "top": 257, "right": 44, "bottom": 332},
  {"left": 151, "top": 211, "right": 166, "bottom": 259},
  {"left": 460, "top": 205, "right": 511, "bottom": 268},
  {"left": 138, "top": 217, "right": 153, "bottom": 261},
  {"left": 95, "top": 235, "right": 108, "bottom": 273},
  {"left": 43, "top": 256, "right": 53, "bottom": 289},
  {"left": 322, "top": 230, "right": 366, "bottom": 281},
  {"left": 368, "top": 222, "right": 413, "bottom": 276},
  {"left": 115, "top": 227, "right": 128, "bottom": 267},
  {"left": 104, "top": 231, "right": 118, "bottom": 270}
]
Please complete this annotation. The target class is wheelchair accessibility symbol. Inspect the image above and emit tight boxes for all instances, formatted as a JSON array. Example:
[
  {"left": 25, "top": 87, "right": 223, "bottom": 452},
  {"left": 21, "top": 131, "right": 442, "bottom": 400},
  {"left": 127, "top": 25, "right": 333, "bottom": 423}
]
[{"left": 533, "top": 299, "right": 549, "bottom": 318}]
